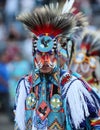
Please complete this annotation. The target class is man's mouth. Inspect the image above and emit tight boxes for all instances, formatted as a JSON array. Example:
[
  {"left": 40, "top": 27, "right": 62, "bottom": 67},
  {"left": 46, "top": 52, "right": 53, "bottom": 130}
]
[{"left": 42, "top": 64, "right": 50, "bottom": 69}]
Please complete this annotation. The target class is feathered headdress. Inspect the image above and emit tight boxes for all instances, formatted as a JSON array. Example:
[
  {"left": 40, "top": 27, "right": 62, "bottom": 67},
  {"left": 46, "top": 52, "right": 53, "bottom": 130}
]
[
  {"left": 80, "top": 31, "right": 100, "bottom": 57},
  {"left": 16, "top": 2, "right": 80, "bottom": 56},
  {"left": 16, "top": 6, "right": 76, "bottom": 37}
]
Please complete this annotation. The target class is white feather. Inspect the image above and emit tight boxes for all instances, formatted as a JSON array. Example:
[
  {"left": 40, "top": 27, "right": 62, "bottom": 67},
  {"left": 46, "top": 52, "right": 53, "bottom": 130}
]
[
  {"left": 63, "top": 76, "right": 95, "bottom": 129},
  {"left": 15, "top": 79, "right": 28, "bottom": 130},
  {"left": 62, "top": 0, "right": 75, "bottom": 14}
]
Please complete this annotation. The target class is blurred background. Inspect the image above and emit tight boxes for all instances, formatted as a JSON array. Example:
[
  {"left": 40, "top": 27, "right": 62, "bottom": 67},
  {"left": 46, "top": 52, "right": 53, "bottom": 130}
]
[{"left": 0, "top": 0, "right": 100, "bottom": 130}]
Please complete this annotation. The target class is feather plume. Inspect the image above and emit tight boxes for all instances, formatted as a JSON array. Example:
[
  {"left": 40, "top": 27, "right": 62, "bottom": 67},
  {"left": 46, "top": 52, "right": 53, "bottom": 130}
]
[
  {"left": 67, "top": 9, "right": 88, "bottom": 44},
  {"left": 75, "top": 12, "right": 88, "bottom": 27},
  {"left": 62, "top": 0, "right": 75, "bottom": 14},
  {"left": 81, "top": 31, "right": 100, "bottom": 57},
  {"left": 69, "top": 7, "right": 88, "bottom": 28},
  {"left": 16, "top": 5, "right": 76, "bottom": 37}
]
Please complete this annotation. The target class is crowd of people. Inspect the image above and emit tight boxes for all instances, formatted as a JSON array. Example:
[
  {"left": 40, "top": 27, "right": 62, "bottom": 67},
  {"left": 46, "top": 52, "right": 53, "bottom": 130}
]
[{"left": 0, "top": 0, "right": 100, "bottom": 129}]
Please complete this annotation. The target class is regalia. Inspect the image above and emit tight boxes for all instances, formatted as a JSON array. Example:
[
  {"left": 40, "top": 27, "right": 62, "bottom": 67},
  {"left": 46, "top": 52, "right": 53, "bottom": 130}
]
[{"left": 14, "top": 0, "right": 100, "bottom": 130}]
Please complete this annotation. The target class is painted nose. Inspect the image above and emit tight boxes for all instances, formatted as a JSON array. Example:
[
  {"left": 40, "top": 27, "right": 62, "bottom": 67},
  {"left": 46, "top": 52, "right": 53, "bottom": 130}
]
[{"left": 43, "top": 54, "right": 49, "bottom": 61}]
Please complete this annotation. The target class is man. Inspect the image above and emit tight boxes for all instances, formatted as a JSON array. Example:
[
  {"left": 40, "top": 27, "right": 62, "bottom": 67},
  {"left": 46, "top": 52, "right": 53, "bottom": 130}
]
[
  {"left": 73, "top": 31, "right": 100, "bottom": 96},
  {"left": 14, "top": 2, "right": 100, "bottom": 130}
]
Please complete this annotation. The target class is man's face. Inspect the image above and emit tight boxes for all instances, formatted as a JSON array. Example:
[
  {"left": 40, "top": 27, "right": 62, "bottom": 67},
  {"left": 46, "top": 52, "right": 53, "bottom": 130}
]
[{"left": 35, "top": 51, "right": 56, "bottom": 73}]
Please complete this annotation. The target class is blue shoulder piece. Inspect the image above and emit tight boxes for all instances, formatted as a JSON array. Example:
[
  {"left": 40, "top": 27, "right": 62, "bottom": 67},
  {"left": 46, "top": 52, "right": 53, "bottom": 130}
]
[{"left": 72, "top": 72, "right": 82, "bottom": 78}]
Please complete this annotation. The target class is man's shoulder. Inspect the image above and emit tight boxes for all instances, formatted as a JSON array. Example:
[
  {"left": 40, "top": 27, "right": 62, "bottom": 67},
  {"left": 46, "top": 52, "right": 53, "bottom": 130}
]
[
  {"left": 16, "top": 74, "right": 32, "bottom": 87},
  {"left": 17, "top": 74, "right": 32, "bottom": 83},
  {"left": 16, "top": 74, "right": 32, "bottom": 94},
  {"left": 60, "top": 70, "right": 79, "bottom": 86}
]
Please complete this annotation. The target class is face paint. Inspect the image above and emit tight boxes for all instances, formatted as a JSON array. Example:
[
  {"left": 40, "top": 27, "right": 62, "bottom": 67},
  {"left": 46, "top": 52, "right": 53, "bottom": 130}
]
[
  {"left": 75, "top": 53, "right": 85, "bottom": 63},
  {"left": 35, "top": 51, "right": 57, "bottom": 73},
  {"left": 75, "top": 52, "right": 96, "bottom": 68},
  {"left": 89, "top": 57, "right": 96, "bottom": 68}
]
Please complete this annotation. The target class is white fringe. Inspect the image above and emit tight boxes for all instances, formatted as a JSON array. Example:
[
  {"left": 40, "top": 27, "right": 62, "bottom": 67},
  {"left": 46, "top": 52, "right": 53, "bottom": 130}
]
[
  {"left": 15, "top": 79, "right": 27, "bottom": 130},
  {"left": 63, "top": 76, "right": 95, "bottom": 129},
  {"left": 62, "top": 0, "right": 75, "bottom": 14}
]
